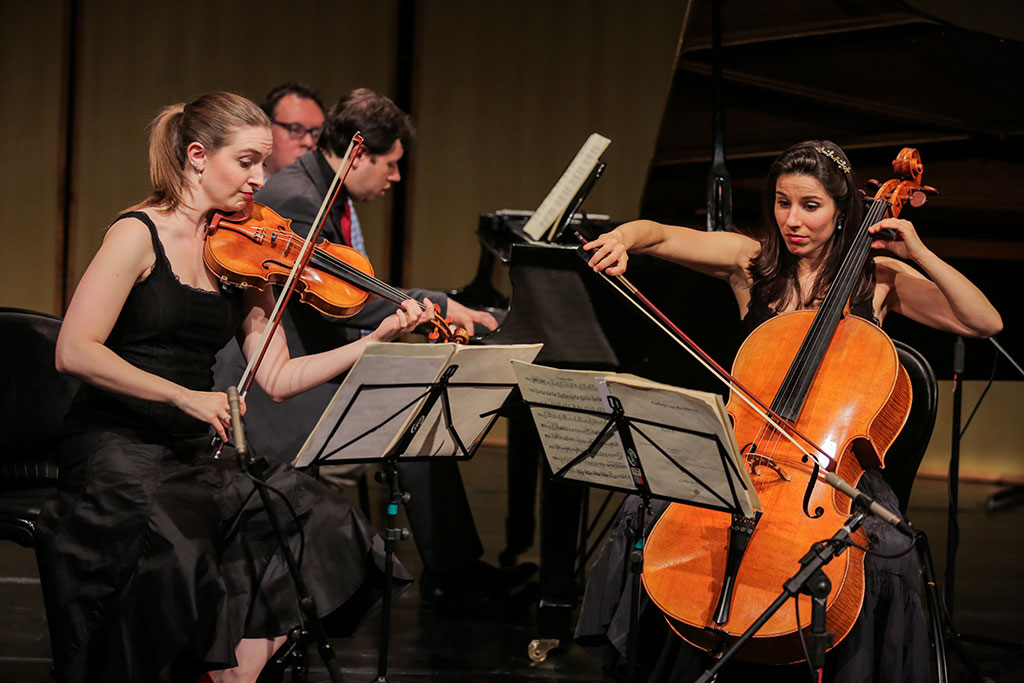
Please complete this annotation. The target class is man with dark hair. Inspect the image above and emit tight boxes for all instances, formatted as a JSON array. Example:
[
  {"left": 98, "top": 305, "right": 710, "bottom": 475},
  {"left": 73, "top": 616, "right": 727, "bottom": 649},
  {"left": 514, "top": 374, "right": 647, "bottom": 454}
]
[
  {"left": 261, "top": 82, "right": 326, "bottom": 177},
  {"left": 214, "top": 88, "right": 505, "bottom": 613}
]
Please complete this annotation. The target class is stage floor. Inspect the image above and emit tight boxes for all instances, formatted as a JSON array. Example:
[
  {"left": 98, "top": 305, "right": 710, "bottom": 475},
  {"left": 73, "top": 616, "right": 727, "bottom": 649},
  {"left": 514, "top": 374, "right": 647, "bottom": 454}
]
[{"left": 2, "top": 444, "right": 1022, "bottom": 681}]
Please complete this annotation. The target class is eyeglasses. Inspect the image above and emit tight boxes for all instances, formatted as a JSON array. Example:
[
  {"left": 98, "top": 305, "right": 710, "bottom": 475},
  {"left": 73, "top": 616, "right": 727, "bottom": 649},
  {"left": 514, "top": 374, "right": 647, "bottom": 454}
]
[{"left": 272, "top": 120, "right": 322, "bottom": 141}]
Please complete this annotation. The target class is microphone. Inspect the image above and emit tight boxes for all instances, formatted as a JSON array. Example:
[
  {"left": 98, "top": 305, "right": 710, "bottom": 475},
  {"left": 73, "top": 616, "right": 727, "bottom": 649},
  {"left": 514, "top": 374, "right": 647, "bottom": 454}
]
[
  {"left": 227, "top": 386, "right": 247, "bottom": 459},
  {"left": 825, "top": 472, "right": 915, "bottom": 538}
]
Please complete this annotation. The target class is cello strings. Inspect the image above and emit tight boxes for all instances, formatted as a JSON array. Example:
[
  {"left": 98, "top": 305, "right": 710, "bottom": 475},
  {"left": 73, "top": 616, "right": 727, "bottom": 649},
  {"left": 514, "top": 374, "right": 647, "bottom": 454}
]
[
  {"left": 757, "top": 200, "right": 888, "bottom": 471},
  {"left": 595, "top": 269, "right": 834, "bottom": 471},
  {"left": 771, "top": 200, "right": 889, "bottom": 424}
]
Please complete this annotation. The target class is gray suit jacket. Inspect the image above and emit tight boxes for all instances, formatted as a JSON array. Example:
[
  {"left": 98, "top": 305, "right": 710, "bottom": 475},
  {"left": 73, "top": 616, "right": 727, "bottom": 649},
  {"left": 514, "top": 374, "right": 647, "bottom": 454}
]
[{"left": 213, "top": 150, "right": 447, "bottom": 463}]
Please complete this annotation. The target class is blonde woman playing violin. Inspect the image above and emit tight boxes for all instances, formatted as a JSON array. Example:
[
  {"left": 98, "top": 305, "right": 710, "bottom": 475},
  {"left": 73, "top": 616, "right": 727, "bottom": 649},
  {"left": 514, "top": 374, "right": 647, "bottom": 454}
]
[{"left": 38, "top": 91, "right": 433, "bottom": 683}]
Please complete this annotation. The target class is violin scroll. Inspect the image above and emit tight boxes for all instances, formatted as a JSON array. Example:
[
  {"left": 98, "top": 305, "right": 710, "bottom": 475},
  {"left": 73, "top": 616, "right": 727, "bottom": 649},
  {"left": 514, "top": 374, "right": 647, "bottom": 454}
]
[{"left": 426, "top": 304, "right": 470, "bottom": 344}]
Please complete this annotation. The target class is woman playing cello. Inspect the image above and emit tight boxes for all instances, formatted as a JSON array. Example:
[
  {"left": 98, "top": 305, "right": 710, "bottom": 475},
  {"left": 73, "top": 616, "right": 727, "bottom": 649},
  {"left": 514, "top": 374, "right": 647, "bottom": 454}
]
[
  {"left": 577, "top": 140, "right": 1001, "bottom": 682},
  {"left": 36, "top": 91, "right": 434, "bottom": 683}
]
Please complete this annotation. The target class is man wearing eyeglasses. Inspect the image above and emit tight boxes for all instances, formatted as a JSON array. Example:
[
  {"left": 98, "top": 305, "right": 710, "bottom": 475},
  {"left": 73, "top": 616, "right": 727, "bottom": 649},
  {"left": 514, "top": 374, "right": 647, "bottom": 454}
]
[{"left": 262, "top": 82, "right": 326, "bottom": 177}]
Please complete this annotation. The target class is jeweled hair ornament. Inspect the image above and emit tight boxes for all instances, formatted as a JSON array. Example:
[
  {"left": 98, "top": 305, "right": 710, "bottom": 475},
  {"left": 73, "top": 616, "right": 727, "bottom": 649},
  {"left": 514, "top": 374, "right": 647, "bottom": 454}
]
[{"left": 815, "top": 146, "right": 851, "bottom": 174}]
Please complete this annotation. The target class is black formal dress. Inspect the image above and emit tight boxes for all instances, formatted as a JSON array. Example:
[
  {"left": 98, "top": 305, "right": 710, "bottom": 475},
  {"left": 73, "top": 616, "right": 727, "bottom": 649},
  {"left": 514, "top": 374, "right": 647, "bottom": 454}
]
[
  {"left": 36, "top": 212, "right": 409, "bottom": 683},
  {"left": 575, "top": 289, "right": 929, "bottom": 683},
  {"left": 213, "top": 150, "right": 484, "bottom": 575}
]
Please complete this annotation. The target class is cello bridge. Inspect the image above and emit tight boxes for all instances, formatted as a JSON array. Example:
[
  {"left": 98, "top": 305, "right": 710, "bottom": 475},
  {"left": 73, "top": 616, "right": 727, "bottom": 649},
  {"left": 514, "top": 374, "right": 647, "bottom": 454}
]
[{"left": 745, "top": 450, "right": 792, "bottom": 482}]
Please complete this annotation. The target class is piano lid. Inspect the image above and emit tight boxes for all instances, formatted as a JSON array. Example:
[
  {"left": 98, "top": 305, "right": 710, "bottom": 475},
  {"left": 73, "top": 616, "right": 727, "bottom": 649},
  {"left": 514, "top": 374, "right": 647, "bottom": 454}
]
[
  {"left": 642, "top": 0, "right": 1023, "bottom": 378},
  {"left": 643, "top": 0, "right": 1024, "bottom": 239}
]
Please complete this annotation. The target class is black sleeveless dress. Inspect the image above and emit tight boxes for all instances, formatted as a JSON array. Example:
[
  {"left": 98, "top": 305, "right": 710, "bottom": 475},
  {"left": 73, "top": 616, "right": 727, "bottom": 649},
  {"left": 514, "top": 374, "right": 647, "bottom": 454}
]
[
  {"left": 574, "top": 288, "right": 929, "bottom": 683},
  {"left": 35, "top": 212, "right": 410, "bottom": 683}
]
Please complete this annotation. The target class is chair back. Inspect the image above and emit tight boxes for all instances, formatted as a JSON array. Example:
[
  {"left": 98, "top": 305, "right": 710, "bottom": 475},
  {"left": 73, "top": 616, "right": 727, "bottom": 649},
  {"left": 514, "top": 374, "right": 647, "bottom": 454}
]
[
  {"left": 0, "top": 307, "right": 79, "bottom": 487},
  {"left": 882, "top": 339, "right": 939, "bottom": 515}
]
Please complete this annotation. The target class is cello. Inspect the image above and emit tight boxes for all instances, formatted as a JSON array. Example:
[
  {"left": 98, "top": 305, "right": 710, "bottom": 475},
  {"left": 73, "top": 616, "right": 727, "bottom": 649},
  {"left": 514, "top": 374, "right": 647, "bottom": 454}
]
[{"left": 638, "top": 148, "right": 934, "bottom": 664}]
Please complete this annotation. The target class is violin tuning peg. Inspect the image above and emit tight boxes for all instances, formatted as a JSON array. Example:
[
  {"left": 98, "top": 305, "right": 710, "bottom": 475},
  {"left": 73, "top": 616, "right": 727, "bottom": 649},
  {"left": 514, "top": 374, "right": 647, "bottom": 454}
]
[
  {"left": 909, "top": 190, "right": 927, "bottom": 208},
  {"left": 921, "top": 185, "right": 939, "bottom": 195}
]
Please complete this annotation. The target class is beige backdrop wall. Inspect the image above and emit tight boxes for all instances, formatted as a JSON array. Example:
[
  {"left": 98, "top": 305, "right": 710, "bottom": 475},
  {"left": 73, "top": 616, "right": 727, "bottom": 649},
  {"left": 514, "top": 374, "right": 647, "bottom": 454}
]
[
  {"left": 2, "top": 0, "right": 1019, "bottom": 482},
  {"left": 1, "top": 2, "right": 67, "bottom": 314},
  {"left": 406, "top": 0, "right": 685, "bottom": 290},
  {"left": 0, "top": 0, "right": 685, "bottom": 313}
]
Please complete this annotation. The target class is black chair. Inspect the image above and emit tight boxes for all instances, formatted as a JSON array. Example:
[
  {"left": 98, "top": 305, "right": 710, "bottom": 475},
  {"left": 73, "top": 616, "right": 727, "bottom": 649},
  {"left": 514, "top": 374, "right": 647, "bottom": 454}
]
[
  {"left": 879, "top": 339, "right": 967, "bottom": 682},
  {"left": 882, "top": 339, "right": 940, "bottom": 515},
  {"left": 0, "top": 307, "right": 80, "bottom": 665}
]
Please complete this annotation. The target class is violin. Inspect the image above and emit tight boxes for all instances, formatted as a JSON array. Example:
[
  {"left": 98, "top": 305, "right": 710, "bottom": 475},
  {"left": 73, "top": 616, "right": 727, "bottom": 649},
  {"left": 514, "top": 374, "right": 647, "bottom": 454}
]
[
  {"left": 639, "top": 148, "right": 934, "bottom": 663},
  {"left": 203, "top": 201, "right": 469, "bottom": 344}
]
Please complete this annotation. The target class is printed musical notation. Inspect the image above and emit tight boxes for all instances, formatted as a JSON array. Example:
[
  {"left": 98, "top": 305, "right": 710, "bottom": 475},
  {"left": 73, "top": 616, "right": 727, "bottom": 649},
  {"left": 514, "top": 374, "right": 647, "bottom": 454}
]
[{"left": 522, "top": 133, "right": 611, "bottom": 242}]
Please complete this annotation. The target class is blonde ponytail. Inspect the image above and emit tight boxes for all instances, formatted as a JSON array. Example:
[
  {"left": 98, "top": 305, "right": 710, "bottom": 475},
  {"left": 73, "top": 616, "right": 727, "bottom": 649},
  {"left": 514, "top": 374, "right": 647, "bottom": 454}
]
[{"left": 128, "top": 92, "right": 269, "bottom": 213}]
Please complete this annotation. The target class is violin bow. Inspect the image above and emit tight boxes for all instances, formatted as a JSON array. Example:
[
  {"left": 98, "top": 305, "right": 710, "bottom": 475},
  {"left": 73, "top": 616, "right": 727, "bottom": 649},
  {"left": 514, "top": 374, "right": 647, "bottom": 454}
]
[{"left": 233, "top": 134, "right": 364, "bottom": 398}]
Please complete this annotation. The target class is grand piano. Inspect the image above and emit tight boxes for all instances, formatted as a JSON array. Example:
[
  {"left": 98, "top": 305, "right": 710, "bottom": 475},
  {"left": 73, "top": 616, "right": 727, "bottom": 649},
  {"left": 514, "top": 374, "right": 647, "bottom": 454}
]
[{"left": 452, "top": 0, "right": 1024, "bottom": 649}]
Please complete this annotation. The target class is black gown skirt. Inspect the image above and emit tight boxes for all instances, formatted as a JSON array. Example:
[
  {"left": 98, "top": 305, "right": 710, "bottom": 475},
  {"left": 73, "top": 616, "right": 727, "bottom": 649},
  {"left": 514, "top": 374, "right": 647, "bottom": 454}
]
[{"left": 37, "top": 425, "right": 410, "bottom": 683}]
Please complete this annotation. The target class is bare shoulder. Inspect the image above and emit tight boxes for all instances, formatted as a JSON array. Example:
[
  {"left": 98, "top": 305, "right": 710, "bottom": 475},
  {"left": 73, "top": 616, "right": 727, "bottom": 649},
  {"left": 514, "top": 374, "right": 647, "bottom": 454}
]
[
  {"left": 104, "top": 214, "right": 154, "bottom": 248},
  {"left": 95, "top": 214, "right": 157, "bottom": 281}
]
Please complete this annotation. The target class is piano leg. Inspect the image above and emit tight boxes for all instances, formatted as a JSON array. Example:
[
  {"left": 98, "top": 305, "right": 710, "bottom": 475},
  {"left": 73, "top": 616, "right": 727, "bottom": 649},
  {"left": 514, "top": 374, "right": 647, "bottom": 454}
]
[
  {"left": 501, "top": 411, "right": 539, "bottom": 567},
  {"left": 504, "top": 411, "right": 585, "bottom": 639},
  {"left": 539, "top": 467, "right": 585, "bottom": 638}
]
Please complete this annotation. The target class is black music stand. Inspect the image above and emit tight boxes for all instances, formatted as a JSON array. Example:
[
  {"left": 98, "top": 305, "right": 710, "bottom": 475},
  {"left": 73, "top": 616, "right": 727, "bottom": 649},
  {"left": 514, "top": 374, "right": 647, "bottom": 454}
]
[
  {"left": 224, "top": 387, "right": 345, "bottom": 683},
  {"left": 514, "top": 363, "right": 758, "bottom": 682},
  {"left": 295, "top": 343, "right": 540, "bottom": 682}
]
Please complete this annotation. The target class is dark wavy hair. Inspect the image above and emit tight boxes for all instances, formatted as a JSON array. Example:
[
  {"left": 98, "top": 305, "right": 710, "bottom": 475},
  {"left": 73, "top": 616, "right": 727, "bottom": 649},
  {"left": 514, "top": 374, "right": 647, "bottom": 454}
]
[
  {"left": 318, "top": 88, "right": 415, "bottom": 159},
  {"left": 748, "top": 140, "right": 872, "bottom": 310}
]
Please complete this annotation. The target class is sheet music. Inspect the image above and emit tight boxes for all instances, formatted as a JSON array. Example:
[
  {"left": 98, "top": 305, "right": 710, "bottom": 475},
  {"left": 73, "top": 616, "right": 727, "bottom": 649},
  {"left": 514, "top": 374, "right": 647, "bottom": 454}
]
[
  {"left": 294, "top": 343, "right": 454, "bottom": 466},
  {"left": 511, "top": 360, "right": 636, "bottom": 489},
  {"left": 295, "top": 342, "right": 541, "bottom": 466},
  {"left": 600, "top": 376, "right": 759, "bottom": 516},
  {"left": 403, "top": 343, "right": 542, "bottom": 456},
  {"left": 522, "top": 133, "right": 612, "bottom": 242}
]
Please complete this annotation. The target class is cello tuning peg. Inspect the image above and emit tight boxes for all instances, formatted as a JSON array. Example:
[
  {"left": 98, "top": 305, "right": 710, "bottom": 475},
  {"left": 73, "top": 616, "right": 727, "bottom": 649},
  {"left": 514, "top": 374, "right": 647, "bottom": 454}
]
[
  {"left": 864, "top": 179, "right": 881, "bottom": 190},
  {"left": 909, "top": 185, "right": 939, "bottom": 208}
]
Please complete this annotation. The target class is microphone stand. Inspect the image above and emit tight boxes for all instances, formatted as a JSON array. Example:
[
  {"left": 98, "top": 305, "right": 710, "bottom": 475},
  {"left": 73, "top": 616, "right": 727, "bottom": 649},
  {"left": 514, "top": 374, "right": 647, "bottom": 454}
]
[
  {"left": 945, "top": 335, "right": 964, "bottom": 614},
  {"left": 984, "top": 336, "right": 1024, "bottom": 511},
  {"left": 932, "top": 337, "right": 1023, "bottom": 683},
  {"left": 687, "top": 460, "right": 918, "bottom": 681},
  {"left": 694, "top": 510, "right": 868, "bottom": 683},
  {"left": 227, "top": 387, "right": 344, "bottom": 683}
]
